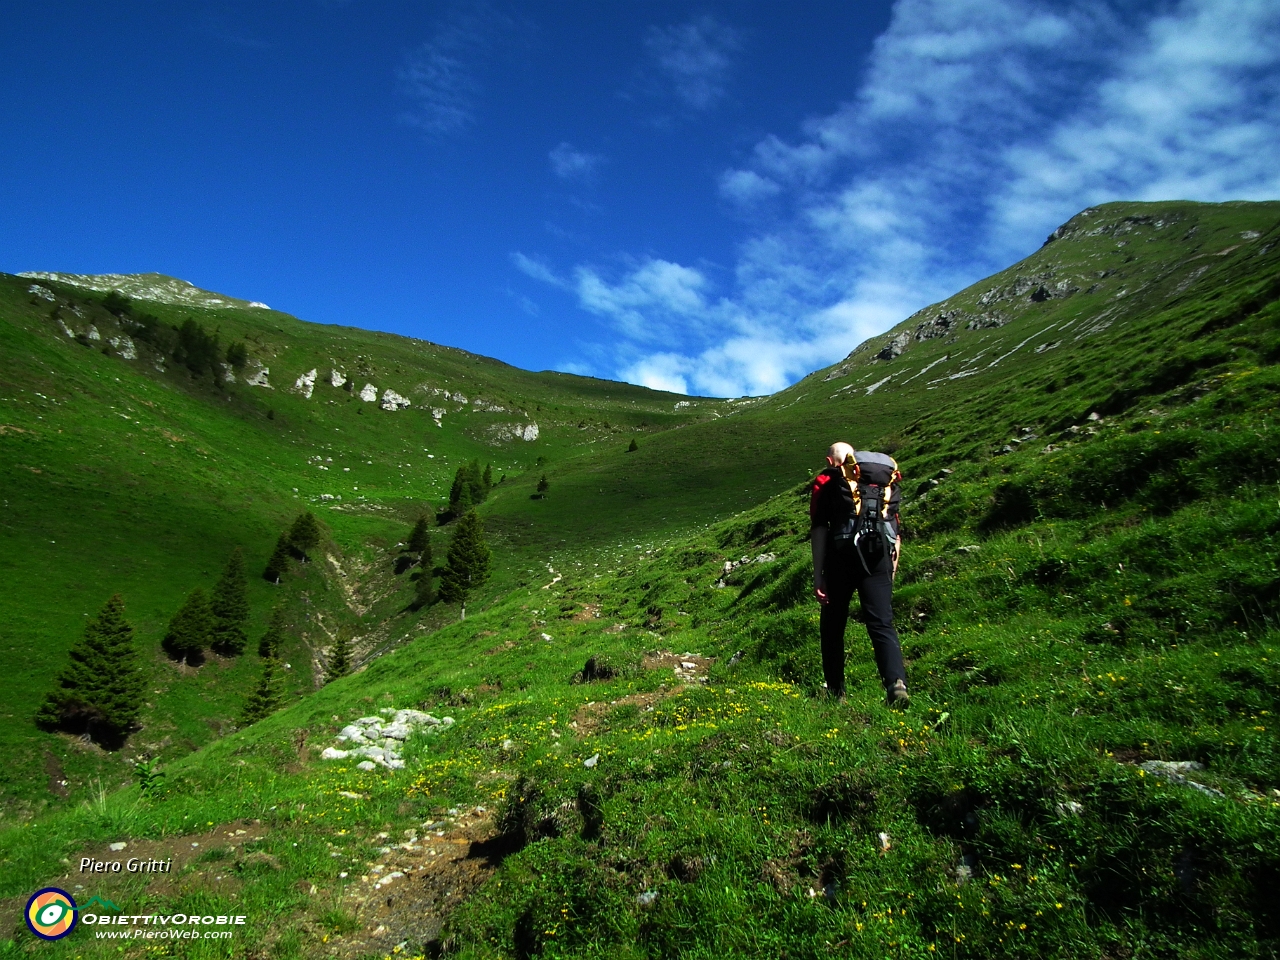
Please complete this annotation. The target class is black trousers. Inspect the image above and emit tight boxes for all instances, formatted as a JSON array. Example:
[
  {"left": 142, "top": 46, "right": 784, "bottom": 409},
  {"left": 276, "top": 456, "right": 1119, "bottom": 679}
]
[{"left": 820, "top": 555, "right": 905, "bottom": 697}]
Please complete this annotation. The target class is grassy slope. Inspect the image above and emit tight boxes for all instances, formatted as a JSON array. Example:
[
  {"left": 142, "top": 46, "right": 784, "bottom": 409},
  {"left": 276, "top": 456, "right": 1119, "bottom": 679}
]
[
  {"left": 0, "top": 199, "right": 1278, "bottom": 958},
  {"left": 0, "top": 276, "right": 709, "bottom": 817}
]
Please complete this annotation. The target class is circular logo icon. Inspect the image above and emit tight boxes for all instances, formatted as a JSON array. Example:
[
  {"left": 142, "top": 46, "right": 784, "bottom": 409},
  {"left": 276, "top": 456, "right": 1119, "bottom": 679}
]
[{"left": 26, "top": 887, "right": 78, "bottom": 940}]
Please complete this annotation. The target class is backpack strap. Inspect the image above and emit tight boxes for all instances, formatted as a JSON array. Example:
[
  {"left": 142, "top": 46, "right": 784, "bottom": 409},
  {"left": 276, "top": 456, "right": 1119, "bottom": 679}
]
[{"left": 841, "top": 454, "right": 862, "bottom": 516}]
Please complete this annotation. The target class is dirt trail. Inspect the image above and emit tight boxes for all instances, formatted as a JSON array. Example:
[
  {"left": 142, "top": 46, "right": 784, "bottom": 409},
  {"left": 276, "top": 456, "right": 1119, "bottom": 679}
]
[{"left": 327, "top": 807, "right": 501, "bottom": 958}]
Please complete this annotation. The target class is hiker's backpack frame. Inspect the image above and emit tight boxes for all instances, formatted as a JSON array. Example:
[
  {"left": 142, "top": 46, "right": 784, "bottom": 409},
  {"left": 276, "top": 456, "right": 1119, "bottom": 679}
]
[{"left": 830, "top": 451, "right": 902, "bottom": 574}]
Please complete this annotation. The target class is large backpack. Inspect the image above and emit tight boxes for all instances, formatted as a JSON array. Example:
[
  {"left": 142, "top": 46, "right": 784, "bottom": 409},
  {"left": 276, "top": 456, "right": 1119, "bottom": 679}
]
[{"left": 831, "top": 451, "right": 902, "bottom": 574}]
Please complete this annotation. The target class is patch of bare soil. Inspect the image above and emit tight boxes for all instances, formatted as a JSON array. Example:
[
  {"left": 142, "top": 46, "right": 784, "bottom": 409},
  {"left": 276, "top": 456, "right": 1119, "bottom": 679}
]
[
  {"left": 571, "top": 651, "right": 716, "bottom": 736},
  {"left": 573, "top": 604, "right": 602, "bottom": 622},
  {"left": 326, "top": 807, "right": 501, "bottom": 958}
]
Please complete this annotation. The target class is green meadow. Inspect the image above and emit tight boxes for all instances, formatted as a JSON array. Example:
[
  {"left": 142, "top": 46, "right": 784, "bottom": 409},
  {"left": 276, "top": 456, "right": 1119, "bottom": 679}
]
[{"left": 0, "top": 199, "right": 1278, "bottom": 958}]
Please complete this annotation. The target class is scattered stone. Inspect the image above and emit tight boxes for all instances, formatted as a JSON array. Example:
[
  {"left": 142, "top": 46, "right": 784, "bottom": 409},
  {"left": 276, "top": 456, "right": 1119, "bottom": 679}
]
[
  {"left": 338, "top": 791, "right": 365, "bottom": 800},
  {"left": 583, "top": 753, "right": 600, "bottom": 768},
  {"left": 359, "top": 383, "right": 378, "bottom": 402},
  {"left": 109, "top": 842, "right": 127, "bottom": 852},
  {"left": 29, "top": 283, "right": 56, "bottom": 301},
  {"left": 356, "top": 760, "right": 377, "bottom": 771},
  {"left": 320, "top": 708, "right": 454, "bottom": 769},
  {"left": 1137, "top": 760, "right": 1224, "bottom": 798},
  {"left": 1055, "top": 800, "right": 1083, "bottom": 817},
  {"left": 245, "top": 366, "right": 271, "bottom": 388},
  {"left": 956, "top": 545, "right": 980, "bottom": 554},
  {"left": 329, "top": 369, "right": 347, "bottom": 387}
]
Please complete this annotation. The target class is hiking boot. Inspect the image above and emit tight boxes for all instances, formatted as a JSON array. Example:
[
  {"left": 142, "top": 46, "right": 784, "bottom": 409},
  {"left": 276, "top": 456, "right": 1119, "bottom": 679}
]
[{"left": 886, "top": 680, "right": 910, "bottom": 710}]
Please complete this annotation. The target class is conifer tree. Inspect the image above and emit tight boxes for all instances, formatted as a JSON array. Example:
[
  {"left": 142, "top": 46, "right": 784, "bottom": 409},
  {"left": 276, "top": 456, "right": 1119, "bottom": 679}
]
[
  {"left": 466, "top": 459, "right": 487, "bottom": 505},
  {"left": 407, "top": 515, "right": 430, "bottom": 556},
  {"left": 482, "top": 463, "right": 493, "bottom": 490},
  {"left": 163, "top": 588, "right": 212, "bottom": 666},
  {"left": 413, "top": 564, "right": 437, "bottom": 610},
  {"left": 628, "top": 438, "right": 639, "bottom": 452},
  {"left": 264, "top": 532, "right": 292, "bottom": 583},
  {"left": 537, "top": 474, "right": 550, "bottom": 494},
  {"left": 239, "top": 658, "right": 284, "bottom": 726},
  {"left": 438, "top": 509, "right": 491, "bottom": 615},
  {"left": 288, "top": 512, "right": 321, "bottom": 559},
  {"left": 258, "top": 607, "right": 287, "bottom": 659},
  {"left": 325, "top": 635, "right": 351, "bottom": 684},
  {"left": 35, "top": 595, "right": 145, "bottom": 748},
  {"left": 210, "top": 548, "right": 249, "bottom": 655}
]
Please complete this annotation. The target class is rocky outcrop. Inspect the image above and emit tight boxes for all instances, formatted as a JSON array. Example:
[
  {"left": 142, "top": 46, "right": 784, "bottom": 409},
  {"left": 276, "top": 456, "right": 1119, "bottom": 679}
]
[
  {"left": 245, "top": 365, "right": 271, "bottom": 388},
  {"left": 380, "top": 389, "right": 410, "bottom": 411},
  {"left": 359, "top": 383, "right": 377, "bottom": 402},
  {"left": 877, "top": 331, "right": 911, "bottom": 361},
  {"left": 488, "top": 422, "right": 540, "bottom": 442},
  {"left": 109, "top": 336, "right": 138, "bottom": 360},
  {"left": 329, "top": 369, "right": 347, "bottom": 388},
  {"left": 977, "top": 272, "right": 1079, "bottom": 307},
  {"left": 294, "top": 369, "right": 318, "bottom": 399}
]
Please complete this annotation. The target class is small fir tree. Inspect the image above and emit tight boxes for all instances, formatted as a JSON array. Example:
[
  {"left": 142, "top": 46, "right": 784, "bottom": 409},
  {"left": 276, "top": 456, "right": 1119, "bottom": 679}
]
[
  {"left": 482, "top": 463, "right": 493, "bottom": 490},
  {"left": 162, "top": 588, "right": 212, "bottom": 666},
  {"left": 35, "top": 594, "right": 145, "bottom": 748},
  {"left": 258, "top": 607, "right": 287, "bottom": 659},
  {"left": 413, "top": 565, "right": 437, "bottom": 609},
  {"left": 239, "top": 658, "right": 284, "bottom": 726},
  {"left": 407, "top": 515, "right": 431, "bottom": 556},
  {"left": 628, "top": 438, "right": 639, "bottom": 452},
  {"left": 325, "top": 635, "right": 352, "bottom": 684},
  {"left": 536, "top": 474, "right": 550, "bottom": 494},
  {"left": 438, "top": 509, "right": 491, "bottom": 615},
  {"left": 264, "top": 532, "right": 292, "bottom": 583},
  {"left": 210, "top": 548, "right": 250, "bottom": 655},
  {"left": 288, "top": 512, "right": 321, "bottom": 559}
]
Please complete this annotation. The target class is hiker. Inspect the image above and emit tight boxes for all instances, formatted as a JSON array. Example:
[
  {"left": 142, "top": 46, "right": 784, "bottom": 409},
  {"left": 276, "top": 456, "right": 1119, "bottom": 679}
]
[{"left": 809, "top": 442, "right": 908, "bottom": 708}]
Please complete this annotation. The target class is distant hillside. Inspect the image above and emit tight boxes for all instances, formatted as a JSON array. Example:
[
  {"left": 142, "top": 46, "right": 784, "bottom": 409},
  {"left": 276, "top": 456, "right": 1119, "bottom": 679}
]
[{"left": 0, "top": 272, "right": 712, "bottom": 819}]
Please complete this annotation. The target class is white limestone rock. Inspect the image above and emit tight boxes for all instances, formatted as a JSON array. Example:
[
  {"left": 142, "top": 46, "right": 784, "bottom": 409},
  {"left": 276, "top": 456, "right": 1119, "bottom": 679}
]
[
  {"left": 329, "top": 369, "right": 347, "bottom": 388},
  {"left": 359, "top": 383, "right": 377, "bottom": 402},
  {"left": 245, "top": 366, "right": 271, "bottom": 388},
  {"left": 109, "top": 336, "right": 137, "bottom": 360},
  {"left": 294, "top": 369, "right": 318, "bottom": 399},
  {"left": 380, "top": 389, "right": 410, "bottom": 411}
]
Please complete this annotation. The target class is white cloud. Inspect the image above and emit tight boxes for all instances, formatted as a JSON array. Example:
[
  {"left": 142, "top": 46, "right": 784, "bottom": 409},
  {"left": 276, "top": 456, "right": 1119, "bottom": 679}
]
[
  {"left": 573, "top": 259, "right": 711, "bottom": 343},
  {"left": 398, "top": 10, "right": 513, "bottom": 135},
  {"left": 644, "top": 15, "right": 742, "bottom": 111},
  {"left": 531, "top": 0, "right": 1280, "bottom": 396},
  {"left": 718, "top": 169, "right": 781, "bottom": 206},
  {"left": 512, "top": 252, "right": 565, "bottom": 288},
  {"left": 549, "top": 142, "right": 603, "bottom": 181}
]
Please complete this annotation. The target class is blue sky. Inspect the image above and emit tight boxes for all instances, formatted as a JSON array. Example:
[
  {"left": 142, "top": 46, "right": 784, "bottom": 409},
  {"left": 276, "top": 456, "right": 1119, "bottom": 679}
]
[{"left": 3, "top": 1, "right": 1278, "bottom": 397}]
